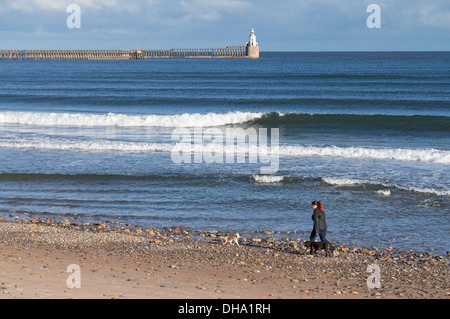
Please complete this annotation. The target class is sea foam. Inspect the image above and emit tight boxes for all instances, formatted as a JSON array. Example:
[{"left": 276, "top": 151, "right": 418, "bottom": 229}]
[
  {"left": 0, "top": 111, "right": 265, "bottom": 128},
  {"left": 322, "top": 177, "right": 449, "bottom": 197},
  {"left": 1, "top": 136, "right": 449, "bottom": 165},
  {"left": 277, "top": 145, "right": 450, "bottom": 164},
  {"left": 252, "top": 175, "right": 286, "bottom": 183},
  {"left": 376, "top": 189, "right": 392, "bottom": 196}
]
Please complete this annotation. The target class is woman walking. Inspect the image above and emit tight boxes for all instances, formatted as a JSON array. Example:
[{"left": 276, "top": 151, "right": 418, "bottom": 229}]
[{"left": 310, "top": 201, "right": 329, "bottom": 242}]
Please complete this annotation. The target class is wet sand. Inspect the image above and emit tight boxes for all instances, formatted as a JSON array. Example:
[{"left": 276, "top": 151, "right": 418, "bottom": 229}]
[{"left": 0, "top": 217, "right": 448, "bottom": 299}]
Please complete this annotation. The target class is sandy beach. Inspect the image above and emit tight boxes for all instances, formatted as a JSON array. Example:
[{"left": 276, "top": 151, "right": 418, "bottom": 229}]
[{"left": 0, "top": 216, "right": 448, "bottom": 300}]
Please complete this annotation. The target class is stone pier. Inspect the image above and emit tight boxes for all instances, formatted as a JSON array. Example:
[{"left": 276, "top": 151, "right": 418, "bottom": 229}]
[{"left": 0, "top": 46, "right": 255, "bottom": 61}]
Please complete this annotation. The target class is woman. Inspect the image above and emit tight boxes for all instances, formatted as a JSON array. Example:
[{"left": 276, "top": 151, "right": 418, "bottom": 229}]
[{"left": 310, "top": 201, "right": 329, "bottom": 242}]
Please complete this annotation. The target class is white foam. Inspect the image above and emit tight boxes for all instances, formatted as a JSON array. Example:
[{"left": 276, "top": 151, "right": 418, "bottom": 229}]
[
  {"left": 0, "top": 136, "right": 279, "bottom": 156},
  {"left": 396, "top": 186, "right": 450, "bottom": 197},
  {"left": 0, "top": 111, "right": 265, "bottom": 128},
  {"left": 0, "top": 138, "right": 174, "bottom": 153},
  {"left": 323, "top": 177, "right": 449, "bottom": 197},
  {"left": 322, "top": 177, "right": 369, "bottom": 186},
  {"left": 276, "top": 145, "right": 450, "bottom": 164},
  {"left": 176, "top": 144, "right": 450, "bottom": 165},
  {"left": 252, "top": 175, "right": 286, "bottom": 183},
  {"left": 376, "top": 189, "right": 391, "bottom": 196}
]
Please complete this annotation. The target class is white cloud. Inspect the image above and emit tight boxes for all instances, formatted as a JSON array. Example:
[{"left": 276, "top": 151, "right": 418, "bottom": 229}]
[
  {"left": 0, "top": 0, "right": 151, "bottom": 12},
  {"left": 418, "top": 4, "right": 450, "bottom": 27},
  {"left": 176, "top": 0, "right": 252, "bottom": 22},
  {"left": 0, "top": 0, "right": 253, "bottom": 26}
]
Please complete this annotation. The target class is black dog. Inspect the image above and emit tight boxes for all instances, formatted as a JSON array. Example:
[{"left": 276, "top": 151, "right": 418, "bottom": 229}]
[{"left": 304, "top": 241, "right": 332, "bottom": 257}]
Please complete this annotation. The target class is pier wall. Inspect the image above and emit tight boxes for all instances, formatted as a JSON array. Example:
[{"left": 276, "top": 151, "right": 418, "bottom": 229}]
[
  {"left": 0, "top": 50, "right": 131, "bottom": 60},
  {"left": 0, "top": 46, "right": 254, "bottom": 61}
]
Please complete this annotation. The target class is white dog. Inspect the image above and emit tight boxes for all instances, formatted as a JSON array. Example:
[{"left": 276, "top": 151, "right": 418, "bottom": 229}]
[{"left": 223, "top": 233, "right": 240, "bottom": 246}]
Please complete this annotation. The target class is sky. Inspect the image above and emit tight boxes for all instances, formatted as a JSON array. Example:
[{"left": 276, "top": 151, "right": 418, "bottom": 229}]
[{"left": 0, "top": 0, "right": 449, "bottom": 51}]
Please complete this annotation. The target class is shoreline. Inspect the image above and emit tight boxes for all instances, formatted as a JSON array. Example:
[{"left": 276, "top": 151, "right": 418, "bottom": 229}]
[{"left": 0, "top": 217, "right": 448, "bottom": 299}]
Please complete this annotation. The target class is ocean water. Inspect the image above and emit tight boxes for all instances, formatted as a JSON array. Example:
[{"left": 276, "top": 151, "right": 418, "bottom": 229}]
[{"left": 0, "top": 52, "right": 449, "bottom": 254}]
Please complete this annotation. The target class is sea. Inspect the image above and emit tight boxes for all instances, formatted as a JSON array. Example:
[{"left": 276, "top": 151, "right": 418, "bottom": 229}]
[{"left": 0, "top": 52, "right": 449, "bottom": 254}]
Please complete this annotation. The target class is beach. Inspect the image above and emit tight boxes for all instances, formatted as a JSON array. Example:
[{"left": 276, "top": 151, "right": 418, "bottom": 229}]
[{"left": 1, "top": 217, "right": 448, "bottom": 299}]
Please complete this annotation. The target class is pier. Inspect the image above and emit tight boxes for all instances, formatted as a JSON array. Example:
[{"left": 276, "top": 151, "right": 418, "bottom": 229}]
[
  {"left": 0, "top": 46, "right": 251, "bottom": 61},
  {"left": 0, "top": 50, "right": 131, "bottom": 61},
  {"left": 0, "top": 29, "right": 259, "bottom": 61},
  {"left": 145, "top": 46, "right": 248, "bottom": 58}
]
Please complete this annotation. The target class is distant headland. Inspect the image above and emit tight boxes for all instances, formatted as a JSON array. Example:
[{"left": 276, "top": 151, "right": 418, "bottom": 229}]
[{"left": 0, "top": 29, "right": 259, "bottom": 61}]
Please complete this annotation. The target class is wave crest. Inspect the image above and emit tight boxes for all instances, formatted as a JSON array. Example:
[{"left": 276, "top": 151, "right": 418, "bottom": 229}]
[
  {"left": 277, "top": 145, "right": 450, "bottom": 164},
  {"left": 0, "top": 111, "right": 265, "bottom": 128},
  {"left": 322, "top": 177, "right": 449, "bottom": 197},
  {"left": 1, "top": 136, "right": 449, "bottom": 164},
  {"left": 251, "top": 175, "right": 286, "bottom": 184}
]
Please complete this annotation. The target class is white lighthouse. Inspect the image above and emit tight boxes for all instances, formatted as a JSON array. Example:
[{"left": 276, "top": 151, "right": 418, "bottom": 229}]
[
  {"left": 248, "top": 28, "right": 258, "bottom": 47},
  {"left": 246, "top": 28, "right": 259, "bottom": 59}
]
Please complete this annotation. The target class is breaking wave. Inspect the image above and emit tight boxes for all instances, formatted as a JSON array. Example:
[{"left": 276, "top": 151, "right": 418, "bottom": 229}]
[
  {"left": 0, "top": 111, "right": 265, "bottom": 128},
  {"left": 277, "top": 145, "right": 450, "bottom": 164},
  {"left": 322, "top": 177, "right": 449, "bottom": 197},
  {"left": 2, "top": 111, "right": 448, "bottom": 133},
  {"left": 251, "top": 175, "right": 287, "bottom": 183},
  {"left": 0, "top": 136, "right": 449, "bottom": 164}
]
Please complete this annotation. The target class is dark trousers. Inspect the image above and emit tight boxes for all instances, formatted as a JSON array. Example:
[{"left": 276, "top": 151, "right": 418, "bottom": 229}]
[{"left": 310, "top": 228, "right": 329, "bottom": 242}]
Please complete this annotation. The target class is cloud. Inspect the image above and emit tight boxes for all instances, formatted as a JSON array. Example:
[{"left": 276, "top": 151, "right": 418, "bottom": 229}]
[
  {"left": 2, "top": 0, "right": 449, "bottom": 28},
  {"left": 0, "top": 0, "right": 251, "bottom": 15},
  {"left": 179, "top": 0, "right": 251, "bottom": 21},
  {"left": 0, "top": 0, "right": 448, "bottom": 50},
  {"left": 0, "top": 0, "right": 149, "bottom": 12},
  {"left": 418, "top": 4, "right": 450, "bottom": 27}
]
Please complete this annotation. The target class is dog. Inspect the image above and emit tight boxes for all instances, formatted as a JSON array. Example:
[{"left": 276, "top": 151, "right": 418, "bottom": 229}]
[
  {"left": 304, "top": 241, "right": 332, "bottom": 257},
  {"left": 223, "top": 233, "right": 240, "bottom": 246}
]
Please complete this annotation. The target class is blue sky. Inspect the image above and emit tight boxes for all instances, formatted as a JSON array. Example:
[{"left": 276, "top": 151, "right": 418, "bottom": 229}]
[{"left": 0, "top": 0, "right": 449, "bottom": 51}]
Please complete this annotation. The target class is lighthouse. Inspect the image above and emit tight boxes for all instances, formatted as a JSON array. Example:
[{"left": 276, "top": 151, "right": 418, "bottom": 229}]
[{"left": 246, "top": 28, "right": 259, "bottom": 59}]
